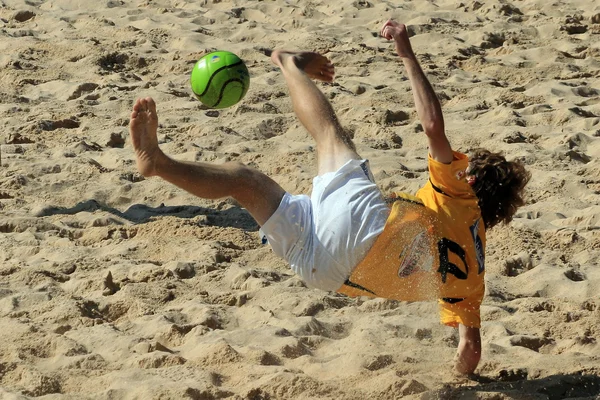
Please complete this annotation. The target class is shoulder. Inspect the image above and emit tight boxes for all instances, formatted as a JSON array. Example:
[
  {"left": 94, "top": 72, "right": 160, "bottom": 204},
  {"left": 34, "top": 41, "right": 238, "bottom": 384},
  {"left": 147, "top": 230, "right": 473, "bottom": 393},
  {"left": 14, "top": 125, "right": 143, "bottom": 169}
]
[{"left": 426, "top": 151, "right": 475, "bottom": 199}]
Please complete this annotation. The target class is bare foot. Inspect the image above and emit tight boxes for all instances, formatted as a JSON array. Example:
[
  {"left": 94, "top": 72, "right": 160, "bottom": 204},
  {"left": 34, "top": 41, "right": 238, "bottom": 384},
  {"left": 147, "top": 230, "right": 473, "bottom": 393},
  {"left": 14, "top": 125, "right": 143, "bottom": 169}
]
[
  {"left": 270, "top": 50, "right": 335, "bottom": 82},
  {"left": 129, "top": 97, "right": 163, "bottom": 177}
]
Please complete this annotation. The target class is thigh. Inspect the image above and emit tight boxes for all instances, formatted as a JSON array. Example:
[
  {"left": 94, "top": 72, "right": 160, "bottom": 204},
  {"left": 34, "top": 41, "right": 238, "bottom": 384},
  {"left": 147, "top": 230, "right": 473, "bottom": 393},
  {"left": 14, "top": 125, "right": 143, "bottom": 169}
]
[
  {"left": 315, "top": 127, "right": 362, "bottom": 176},
  {"left": 259, "top": 192, "right": 316, "bottom": 281},
  {"left": 311, "top": 159, "right": 390, "bottom": 286}
]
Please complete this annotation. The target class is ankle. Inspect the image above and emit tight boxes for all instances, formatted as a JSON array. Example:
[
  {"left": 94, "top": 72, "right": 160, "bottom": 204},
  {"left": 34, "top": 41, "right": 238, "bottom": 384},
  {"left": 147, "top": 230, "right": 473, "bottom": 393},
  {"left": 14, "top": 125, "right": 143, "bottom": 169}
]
[{"left": 153, "top": 150, "right": 171, "bottom": 176}]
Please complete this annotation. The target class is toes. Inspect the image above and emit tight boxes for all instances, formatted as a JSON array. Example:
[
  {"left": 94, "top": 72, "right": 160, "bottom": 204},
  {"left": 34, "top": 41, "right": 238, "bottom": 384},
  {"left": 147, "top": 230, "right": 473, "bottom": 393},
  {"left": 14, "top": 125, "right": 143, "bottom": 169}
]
[
  {"left": 254, "top": 46, "right": 273, "bottom": 57},
  {"left": 132, "top": 98, "right": 145, "bottom": 113},
  {"left": 269, "top": 49, "right": 284, "bottom": 66},
  {"left": 131, "top": 97, "right": 158, "bottom": 121},
  {"left": 145, "top": 97, "right": 157, "bottom": 116},
  {"left": 139, "top": 97, "right": 149, "bottom": 111}
]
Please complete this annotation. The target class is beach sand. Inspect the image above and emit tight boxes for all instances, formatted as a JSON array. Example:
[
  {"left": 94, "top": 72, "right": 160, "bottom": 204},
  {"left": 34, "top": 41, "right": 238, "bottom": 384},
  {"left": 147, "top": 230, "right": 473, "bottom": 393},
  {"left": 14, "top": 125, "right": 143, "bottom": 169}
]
[{"left": 1, "top": 0, "right": 599, "bottom": 398}]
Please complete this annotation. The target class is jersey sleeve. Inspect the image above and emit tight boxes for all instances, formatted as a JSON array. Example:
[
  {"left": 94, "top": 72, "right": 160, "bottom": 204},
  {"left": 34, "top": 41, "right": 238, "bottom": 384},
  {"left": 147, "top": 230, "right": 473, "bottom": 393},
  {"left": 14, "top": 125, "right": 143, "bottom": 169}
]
[{"left": 428, "top": 151, "right": 476, "bottom": 199}]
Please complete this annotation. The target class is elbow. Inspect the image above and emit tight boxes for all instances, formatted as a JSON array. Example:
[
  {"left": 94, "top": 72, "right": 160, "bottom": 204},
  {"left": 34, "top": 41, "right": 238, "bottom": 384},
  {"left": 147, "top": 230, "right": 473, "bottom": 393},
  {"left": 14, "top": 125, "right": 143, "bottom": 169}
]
[{"left": 422, "top": 120, "right": 445, "bottom": 139}]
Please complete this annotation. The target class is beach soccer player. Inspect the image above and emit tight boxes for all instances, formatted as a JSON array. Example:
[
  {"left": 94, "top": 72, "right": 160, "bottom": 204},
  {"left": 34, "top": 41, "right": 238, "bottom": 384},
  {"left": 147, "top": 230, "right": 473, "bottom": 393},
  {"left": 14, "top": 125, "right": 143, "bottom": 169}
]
[{"left": 129, "top": 20, "right": 530, "bottom": 374}]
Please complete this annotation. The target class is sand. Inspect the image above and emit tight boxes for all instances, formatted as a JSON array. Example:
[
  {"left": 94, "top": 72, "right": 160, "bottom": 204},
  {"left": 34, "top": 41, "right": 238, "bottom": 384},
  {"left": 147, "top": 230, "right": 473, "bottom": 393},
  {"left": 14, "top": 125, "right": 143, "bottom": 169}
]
[{"left": 1, "top": 0, "right": 599, "bottom": 399}]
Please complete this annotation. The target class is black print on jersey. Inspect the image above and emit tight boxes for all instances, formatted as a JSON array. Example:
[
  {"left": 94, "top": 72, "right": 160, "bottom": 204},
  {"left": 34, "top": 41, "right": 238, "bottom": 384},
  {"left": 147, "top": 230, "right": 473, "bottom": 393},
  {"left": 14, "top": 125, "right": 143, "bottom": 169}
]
[
  {"left": 469, "top": 218, "right": 485, "bottom": 274},
  {"left": 437, "top": 238, "right": 468, "bottom": 283}
]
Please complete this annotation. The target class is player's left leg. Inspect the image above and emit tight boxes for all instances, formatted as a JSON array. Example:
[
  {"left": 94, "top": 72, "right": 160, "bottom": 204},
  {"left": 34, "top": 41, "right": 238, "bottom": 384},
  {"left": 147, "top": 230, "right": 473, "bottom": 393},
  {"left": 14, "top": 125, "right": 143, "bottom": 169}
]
[{"left": 129, "top": 97, "right": 285, "bottom": 226}]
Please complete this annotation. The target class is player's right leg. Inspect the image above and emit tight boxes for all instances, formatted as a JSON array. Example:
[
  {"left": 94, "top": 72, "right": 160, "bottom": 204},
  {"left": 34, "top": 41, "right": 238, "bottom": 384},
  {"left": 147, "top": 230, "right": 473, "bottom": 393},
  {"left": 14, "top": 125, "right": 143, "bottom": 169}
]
[
  {"left": 264, "top": 51, "right": 390, "bottom": 291},
  {"left": 270, "top": 50, "right": 360, "bottom": 176},
  {"left": 129, "top": 97, "right": 285, "bottom": 226}
]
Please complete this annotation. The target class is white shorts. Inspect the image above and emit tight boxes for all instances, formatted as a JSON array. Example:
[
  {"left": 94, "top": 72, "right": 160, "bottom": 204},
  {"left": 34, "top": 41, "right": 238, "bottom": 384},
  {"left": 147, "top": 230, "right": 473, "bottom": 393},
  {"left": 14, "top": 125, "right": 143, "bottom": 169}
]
[{"left": 260, "top": 159, "right": 390, "bottom": 291}]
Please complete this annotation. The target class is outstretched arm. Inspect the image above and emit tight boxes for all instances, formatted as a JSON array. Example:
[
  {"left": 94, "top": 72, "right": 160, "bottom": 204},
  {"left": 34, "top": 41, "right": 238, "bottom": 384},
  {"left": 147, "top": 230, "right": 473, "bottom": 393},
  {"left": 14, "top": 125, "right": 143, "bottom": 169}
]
[{"left": 380, "top": 20, "right": 453, "bottom": 164}]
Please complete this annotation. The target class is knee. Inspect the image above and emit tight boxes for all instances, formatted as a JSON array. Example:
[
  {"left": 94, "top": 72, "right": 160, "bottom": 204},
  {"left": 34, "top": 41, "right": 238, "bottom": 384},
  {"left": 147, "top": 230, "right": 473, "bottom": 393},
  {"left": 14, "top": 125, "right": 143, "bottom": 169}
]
[
  {"left": 223, "top": 161, "right": 267, "bottom": 197},
  {"left": 223, "top": 161, "right": 258, "bottom": 186},
  {"left": 319, "top": 125, "right": 357, "bottom": 153},
  {"left": 223, "top": 161, "right": 251, "bottom": 175}
]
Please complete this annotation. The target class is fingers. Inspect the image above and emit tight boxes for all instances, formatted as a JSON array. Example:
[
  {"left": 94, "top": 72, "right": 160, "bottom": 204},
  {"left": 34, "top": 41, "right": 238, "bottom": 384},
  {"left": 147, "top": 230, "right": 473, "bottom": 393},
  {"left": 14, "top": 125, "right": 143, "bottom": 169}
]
[
  {"left": 382, "top": 26, "right": 396, "bottom": 40},
  {"left": 380, "top": 22, "right": 396, "bottom": 40},
  {"left": 380, "top": 19, "right": 395, "bottom": 33},
  {"left": 380, "top": 22, "right": 387, "bottom": 38},
  {"left": 380, "top": 19, "right": 405, "bottom": 40},
  {"left": 315, "top": 56, "right": 335, "bottom": 81},
  {"left": 316, "top": 67, "right": 335, "bottom": 82},
  {"left": 323, "top": 61, "right": 335, "bottom": 81},
  {"left": 381, "top": 27, "right": 392, "bottom": 40}
]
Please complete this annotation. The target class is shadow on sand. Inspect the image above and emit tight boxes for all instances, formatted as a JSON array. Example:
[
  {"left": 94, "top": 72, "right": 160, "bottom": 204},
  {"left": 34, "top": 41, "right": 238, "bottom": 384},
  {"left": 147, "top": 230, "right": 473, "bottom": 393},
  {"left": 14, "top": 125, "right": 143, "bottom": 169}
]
[
  {"left": 35, "top": 199, "right": 259, "bottom": 231},
  {"left": 428, "top": 371, "right": 600, "bottom": 399}
]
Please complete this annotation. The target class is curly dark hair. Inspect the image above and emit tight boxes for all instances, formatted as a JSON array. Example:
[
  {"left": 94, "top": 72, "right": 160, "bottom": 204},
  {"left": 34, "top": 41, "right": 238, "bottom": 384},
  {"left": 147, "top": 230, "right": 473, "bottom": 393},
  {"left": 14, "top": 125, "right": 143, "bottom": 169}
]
[{"left": 468, "top": 149, "right": 531, "bottom": 229}]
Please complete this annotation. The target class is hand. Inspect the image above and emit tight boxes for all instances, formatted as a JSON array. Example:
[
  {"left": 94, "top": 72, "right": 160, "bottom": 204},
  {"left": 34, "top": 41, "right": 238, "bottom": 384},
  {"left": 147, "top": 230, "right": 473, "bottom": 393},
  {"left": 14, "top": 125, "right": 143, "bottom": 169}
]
[{"left": 380, "top": 19, "right": 415, "bottom": 59}]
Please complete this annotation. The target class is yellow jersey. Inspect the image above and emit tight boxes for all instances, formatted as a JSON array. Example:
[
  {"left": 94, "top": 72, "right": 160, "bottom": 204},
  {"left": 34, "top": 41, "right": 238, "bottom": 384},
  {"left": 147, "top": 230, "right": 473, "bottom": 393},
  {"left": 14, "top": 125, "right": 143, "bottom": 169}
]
[{"left": 337, "top": 152, "right": 485, "bottom": 328}]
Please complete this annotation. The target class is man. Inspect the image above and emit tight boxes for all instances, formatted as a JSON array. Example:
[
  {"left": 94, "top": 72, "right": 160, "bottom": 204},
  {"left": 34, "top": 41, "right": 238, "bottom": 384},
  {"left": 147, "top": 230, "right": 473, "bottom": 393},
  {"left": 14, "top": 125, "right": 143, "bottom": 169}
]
[{"left": 129, "top": 20, "right": 530, "bottom": 374}]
